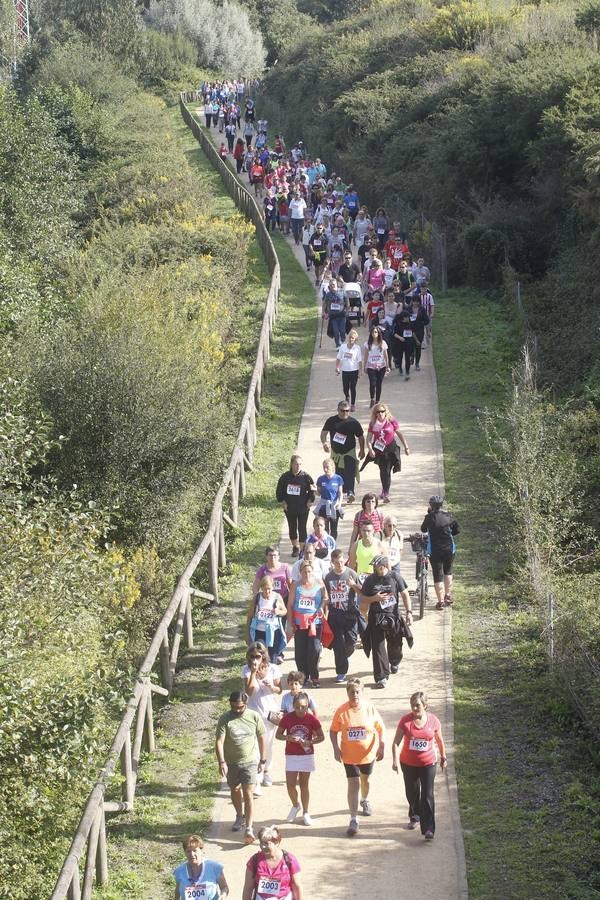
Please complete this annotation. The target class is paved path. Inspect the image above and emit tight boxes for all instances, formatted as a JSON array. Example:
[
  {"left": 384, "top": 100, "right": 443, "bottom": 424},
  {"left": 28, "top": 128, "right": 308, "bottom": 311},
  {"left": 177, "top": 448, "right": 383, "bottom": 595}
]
[{"left": 196, "top": 112, "right": 467, "bottom": 899}]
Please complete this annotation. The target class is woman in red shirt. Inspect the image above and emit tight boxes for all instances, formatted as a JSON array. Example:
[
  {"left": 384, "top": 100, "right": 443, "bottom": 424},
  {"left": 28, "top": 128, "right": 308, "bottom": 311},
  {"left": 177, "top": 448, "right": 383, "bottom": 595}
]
[
  {"left": 276, "top": 692, "right": 325, "bottom": 826},
  {"left": 391, "top": 691, "right": 447, "bottom": 840},
  {"left": 348, "top": 493, "right": 384, "bottom": 547},
  {"left": 366, "top": 402, "right": 410, "bottom": 502}
]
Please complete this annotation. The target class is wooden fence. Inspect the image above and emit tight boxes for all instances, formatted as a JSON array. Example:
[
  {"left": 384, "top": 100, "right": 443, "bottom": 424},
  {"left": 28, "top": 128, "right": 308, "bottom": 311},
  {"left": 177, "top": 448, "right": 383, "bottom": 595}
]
[{"left": 51, "top": 93, "right": 280, "bottom": 900}]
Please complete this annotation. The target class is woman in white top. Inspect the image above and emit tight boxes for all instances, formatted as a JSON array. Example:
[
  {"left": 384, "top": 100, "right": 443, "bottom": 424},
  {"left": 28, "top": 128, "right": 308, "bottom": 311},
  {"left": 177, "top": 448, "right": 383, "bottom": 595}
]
[
  {"left": 381, "top": 515, "right": 404, "bottom": 574},
  {"left": 363, "top": 326, "right": 390, "bottom": 409},
  {"left": 289, "top": 195, "right": 307, "bottom": 245},
  {"left": 243, "top": 642, "right": 282, "bottom": 791},
  {"left": 336, "top": 328, "right": 362, "bottom": 411}
]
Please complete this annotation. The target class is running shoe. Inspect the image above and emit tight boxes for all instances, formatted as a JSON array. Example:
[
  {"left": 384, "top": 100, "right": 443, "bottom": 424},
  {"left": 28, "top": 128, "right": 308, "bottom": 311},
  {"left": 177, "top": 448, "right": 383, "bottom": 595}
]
[
  {"left": 291, "top": 546, "right": 299, "bottom": 557},
  {"left": 424, "top": 830, "right": 434, "bottom": 841},
  {"left": 444, "top": 594, "right": 454, "bottom": 606},
  {"left": 335, "top": 674, "right": 347, "bottom": 684},
  {"left": 350, "top": 404, "right": 356, "bottom": 412},
  {"left": 286, "top": 804, "right": 301, "bottom": 823},
  {"left": 376, "top": 678, "right": 388, "bottom": 688},
  {"left": 415, "top": 364, "right": 421, "bottom": 371},
  {"left": 369, "top": 399, "right": 375, "bottom": 408},
  {"left": 435, "top": 600, "right": 444, "bottom": 610},
  {"left": 311, "top": 678, "right": 320, "bottom": 688},
  {"left": 347, "top": 491, "right": 355, "bottom": 502},
  {"left": 262, "top": 771, "right": 273, "bottom": 787},
  {"left": 390, "top": 664, "right": 399, "bottom": 674},
  {"left": 244, "top": 827, "right": 256, "bottom": 844},
  {"left": 232, "top": 814, "right": 245, "bottom": 831},
  {"left": 360, "top": 799, "right": 372, "bottom": 816},
  {"left": 407, "top": 816, "right": 420, "bottom": 830},
  {"left": 405, "top": 374, "right": 410, "bottom": 381},
  {"left": 382, "top": 492, "right": 391, "bottom": 503},
  {"left": 302, "top": 812, "right": 313, "bottom": 826},
  {"left": 347, "top": 817, "right": 359, "bottom": 836}
]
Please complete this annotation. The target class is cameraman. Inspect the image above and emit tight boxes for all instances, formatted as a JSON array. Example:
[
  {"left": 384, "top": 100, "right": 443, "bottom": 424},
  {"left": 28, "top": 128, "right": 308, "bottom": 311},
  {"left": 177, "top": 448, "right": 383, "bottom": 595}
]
[{"left": 421, "top": 496, "right": 460, "bottom": 609}]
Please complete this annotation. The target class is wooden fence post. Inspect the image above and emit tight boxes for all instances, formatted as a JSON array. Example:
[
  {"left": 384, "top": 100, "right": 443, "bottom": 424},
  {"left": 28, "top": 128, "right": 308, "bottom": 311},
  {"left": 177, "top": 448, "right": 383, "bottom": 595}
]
[
  {"left": 81, "top": 804, "right": 101, "bottom": 900},
  {"left": 230, "top": 466, "right": 239, "bottom": 526},
  {"left": 159, "top": 632, "right": 173, "bottom": 693},
  {"left": 218, "top": 511, "right": 226, "bottom": 567},
  {"left": 120, "top": 731, "right": 135, "bottom": 808},
  {"left": 183, "top": 592, "right": 194, "bottom": 650},
  {"left": 96, "top": 804, "right": 108, "bottom": 886},
  {"left": 238, "top": 457, "right": 247, "bottom": 499},
  {"left": 208, "top": 534, "right": 219, "bottom": 604},
  {"left": 68, "top": 872, "right": 81, "bottom": 900},
  {"left": 144, "top": 683, "right": 156, "bottom": 753}
]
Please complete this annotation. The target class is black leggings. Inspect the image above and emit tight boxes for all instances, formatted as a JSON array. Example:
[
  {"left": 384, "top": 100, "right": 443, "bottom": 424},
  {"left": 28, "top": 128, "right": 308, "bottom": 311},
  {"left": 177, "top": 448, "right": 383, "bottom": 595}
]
[
  {"left": 414, "top": 341, "right": 422, "bottom": 368},
  {"left": 294, "top": 625, "right": 322, "bottom": 681},
  {"left": 395, "top": 340, "right": 413, "bottom": 374},
  {"left": 367, "top": 367, "right": 385, "bottom": 401},
  {"left": 342, "top": 370, "right": 359, "bottom": 405},
  {"left": 285, "top": 507, "right": 309, "bottom": 543},
  {"left": 377, "top": 450, "right": 395, "bottom": 493},
  {"left": 400, "top": 762, "right": 437, "bottom": 835}
]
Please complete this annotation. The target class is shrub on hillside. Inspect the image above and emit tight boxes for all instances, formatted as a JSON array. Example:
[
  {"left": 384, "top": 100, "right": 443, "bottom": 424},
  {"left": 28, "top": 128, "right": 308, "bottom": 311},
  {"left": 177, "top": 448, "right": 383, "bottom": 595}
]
[{"left": 147, "top": 0, "right": 266, "bottom": 74}]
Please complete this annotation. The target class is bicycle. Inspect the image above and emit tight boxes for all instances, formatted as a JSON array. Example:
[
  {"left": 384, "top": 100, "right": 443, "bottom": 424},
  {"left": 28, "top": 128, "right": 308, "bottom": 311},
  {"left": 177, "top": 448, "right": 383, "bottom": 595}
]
[{"left": 405, "top": 532, "right": 429, "bottom": 619}]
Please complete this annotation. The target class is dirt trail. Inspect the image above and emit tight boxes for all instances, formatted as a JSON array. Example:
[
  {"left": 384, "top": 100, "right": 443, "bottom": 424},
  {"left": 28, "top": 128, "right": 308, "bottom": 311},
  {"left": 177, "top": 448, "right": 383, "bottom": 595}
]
[{"left": 198, "top": 116, "right": 468, "bottom": 899}]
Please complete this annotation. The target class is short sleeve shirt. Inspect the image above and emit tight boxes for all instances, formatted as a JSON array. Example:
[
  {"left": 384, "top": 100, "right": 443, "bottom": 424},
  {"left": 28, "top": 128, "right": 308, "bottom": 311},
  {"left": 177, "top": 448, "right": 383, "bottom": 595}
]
[
  {"left": 316, "top": 473, "right": 344, "bottom": 501},
  {"left": 330, "top": 700, "right": 384, "bottom": 764},
  {"left": 323, "top": 414, "right": 363, "bottom": 452},
  {"left": 279, "top": 711, "right": 321, "bottom": 756},
  {"left": 255, "top": 563, "right": 292, "bottom": 600},
  {"left": 398, "top": 712, "right": 441, "bottom": 767},
  {"left": 247, "top": 852, "right": 301, "bottom": 900},
  {"left": 215, "top": 709, "right": 265, "bottom": 766},
  {"left": 281, "top": 690, "right": 316, "bottom": 714},
  {"left": 324, "top": 568, "right": 358, "bottom": 611},
  {"left": 173, "top": 860, "right": 224, "bottom": 900}
]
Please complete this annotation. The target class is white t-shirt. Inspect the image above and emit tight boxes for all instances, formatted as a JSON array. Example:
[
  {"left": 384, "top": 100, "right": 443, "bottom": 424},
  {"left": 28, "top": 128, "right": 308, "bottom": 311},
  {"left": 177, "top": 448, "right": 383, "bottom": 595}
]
[
  {"left": 291, "top": 557, "right": 329, "bottom": 582},
  {"left": 337, "top": 342, "right": 362, "bottom": 372},
  {"left": 242, "top": 662, "right": 282, "bottom": 719},
  {"left": 290, "top": 198, "right": 307, "bottom": 219},
  {"left": 364, "top": 340, "right": 388, "bottom": 370}
]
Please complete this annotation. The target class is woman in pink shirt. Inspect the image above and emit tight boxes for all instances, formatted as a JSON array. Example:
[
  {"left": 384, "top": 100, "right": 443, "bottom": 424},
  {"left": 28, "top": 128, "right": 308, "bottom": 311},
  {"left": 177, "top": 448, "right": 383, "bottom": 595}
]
[
  {"left": 366, "top": 402, "right": 410, "bottom": 502},
  {"left": 391, "top": 691, "right": 447, "bottom": 840}
]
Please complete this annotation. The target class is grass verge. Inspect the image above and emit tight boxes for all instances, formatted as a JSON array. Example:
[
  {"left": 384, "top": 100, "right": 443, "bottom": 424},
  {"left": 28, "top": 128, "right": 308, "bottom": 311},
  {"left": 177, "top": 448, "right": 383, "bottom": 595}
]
[
  {"left": 434, "top": 289, "right": 599, "bottom": 899},
  {"left": 93, "top": 109, "right": 317, "bottom": 899}
]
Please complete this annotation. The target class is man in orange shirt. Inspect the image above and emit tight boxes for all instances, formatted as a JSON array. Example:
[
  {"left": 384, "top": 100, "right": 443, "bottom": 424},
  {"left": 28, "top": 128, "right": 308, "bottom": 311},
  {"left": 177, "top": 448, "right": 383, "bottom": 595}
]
[{"left": 330, "top": 678, "right": 385, "bottom": 835}]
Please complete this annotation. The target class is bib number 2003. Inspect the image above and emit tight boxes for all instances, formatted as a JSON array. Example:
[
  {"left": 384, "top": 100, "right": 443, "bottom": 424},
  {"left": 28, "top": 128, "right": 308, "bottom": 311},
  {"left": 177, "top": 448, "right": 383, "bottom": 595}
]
[{"left": 257, "top": 876, "right": 281, "bottom": 897}]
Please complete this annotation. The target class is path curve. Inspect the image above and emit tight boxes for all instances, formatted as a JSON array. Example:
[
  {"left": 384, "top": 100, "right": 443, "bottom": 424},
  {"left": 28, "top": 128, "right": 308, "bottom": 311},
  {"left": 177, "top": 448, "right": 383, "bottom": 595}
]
[{"left": 194, "top": 108, "right": 468, "bottom": 899}]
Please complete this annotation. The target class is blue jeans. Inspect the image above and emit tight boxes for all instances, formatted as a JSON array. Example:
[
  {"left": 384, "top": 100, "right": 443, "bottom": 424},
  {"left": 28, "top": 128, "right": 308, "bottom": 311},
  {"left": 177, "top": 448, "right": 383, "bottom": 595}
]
[
  {"left": 291, "top": 218, "right": 303, "bottom": 243},
  {"left": 330, "top": 315, "right": 346, "bottom": 347}
]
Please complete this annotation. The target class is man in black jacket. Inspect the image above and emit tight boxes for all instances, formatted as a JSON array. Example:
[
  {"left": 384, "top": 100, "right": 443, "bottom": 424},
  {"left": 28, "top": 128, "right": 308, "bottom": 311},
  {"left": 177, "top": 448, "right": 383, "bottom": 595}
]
[
  {"left": 421, "top": 495, "right": 460, "bottom": 609},
  {"left": 357, "top": 556, "right": 412, "bottom": 688}
]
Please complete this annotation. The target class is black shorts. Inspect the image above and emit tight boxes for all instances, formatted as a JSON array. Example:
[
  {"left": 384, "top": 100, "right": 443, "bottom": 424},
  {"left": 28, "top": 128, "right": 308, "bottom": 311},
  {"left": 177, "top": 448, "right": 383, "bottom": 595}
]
[
  {"left": 430, "top": 551, "right": 455, "bottom": 582},
  {"left": 344, "top": 762, "right": 374, "bottom": 778}
]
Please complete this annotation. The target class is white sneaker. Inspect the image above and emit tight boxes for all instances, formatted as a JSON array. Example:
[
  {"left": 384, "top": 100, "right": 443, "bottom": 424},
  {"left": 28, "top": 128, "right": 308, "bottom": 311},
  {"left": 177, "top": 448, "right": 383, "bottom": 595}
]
[
  {"left": 262, "top": 771, "right": 273, "bottom": 787},
  {"left": 286, "top": 804, "right": 301, "bottom": 823},
  {"left": 253, "top": 783, "right": 263, "bottom": 797},
  {"left": 302, "top": 812, "right": 313, "bottom": 826}
]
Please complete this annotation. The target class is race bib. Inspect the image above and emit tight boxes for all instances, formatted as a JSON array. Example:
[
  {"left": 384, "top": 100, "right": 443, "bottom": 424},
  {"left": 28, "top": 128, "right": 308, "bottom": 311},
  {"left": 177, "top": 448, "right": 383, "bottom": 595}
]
[
  {"left": 403, "top": 329, "right": 413, "bottom": 338},
  {"left": 410, "top": 315, "right": 417, "bottom": 322},
  {"left": 297, "top": 597, "right": 315, "bottom": 611},
  {"left": 377, "top": 228, "right": 385, "bottom": 235},
  {"left": 409, "top": 738, "right": 431, "bottom": 753},
  {"left": 333, "top": 431, "right": 347, "bottom": 445},
  {"left": 330, "top": 303, "right": 343, "bottom": 311},
  {"left": 257, "top": 876, "right": 281, "bottom": 897},
  {"left": 373, "top": 438, "right": 386, "bottom": 452},
  {"left": 330, "top": 588, "right": 348, "bottom": 608},
  {"left": 344, "top": 352, "right": 352, "bottom": 359},
  {"left": 379, "top": 595, "right": 395, "bottom": 609},
  {"left": 287, "top": 484, "right": 301, "bottom": 496},
  {"left": 394, "top": 249, "right": 402, "bottom": 259},
  {"left": 185, "top": 886, "right": 209, "bottom": 899},
  {"left": 257, "top": 609, "right": 275, "bottom": 620},
  {"left": 387, "top": 545, "right": 400, "bottom": 563},
  {"left": 347, "top": 727, "right": 367, "bottom": 741}
]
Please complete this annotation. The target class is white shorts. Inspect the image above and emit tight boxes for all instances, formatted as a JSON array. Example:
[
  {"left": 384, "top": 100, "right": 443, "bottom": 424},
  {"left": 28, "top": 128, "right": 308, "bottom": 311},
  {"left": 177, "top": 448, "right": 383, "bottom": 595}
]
[{"left": 285, "top": 754, "right": 316, "bottom": 773}]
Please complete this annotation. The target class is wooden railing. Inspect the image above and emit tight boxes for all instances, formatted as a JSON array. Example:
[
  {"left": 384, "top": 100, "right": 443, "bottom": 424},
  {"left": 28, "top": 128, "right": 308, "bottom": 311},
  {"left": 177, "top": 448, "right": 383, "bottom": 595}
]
[{"left": 51, "top": 93, "right": 280, "bottom": 900}]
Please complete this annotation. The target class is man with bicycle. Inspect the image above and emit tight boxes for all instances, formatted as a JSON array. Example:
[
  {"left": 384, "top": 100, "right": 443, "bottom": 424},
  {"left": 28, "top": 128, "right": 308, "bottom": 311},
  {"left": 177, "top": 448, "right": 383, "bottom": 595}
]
[{"left": 421, "top": 495, "right": 460, "bottom": 609}]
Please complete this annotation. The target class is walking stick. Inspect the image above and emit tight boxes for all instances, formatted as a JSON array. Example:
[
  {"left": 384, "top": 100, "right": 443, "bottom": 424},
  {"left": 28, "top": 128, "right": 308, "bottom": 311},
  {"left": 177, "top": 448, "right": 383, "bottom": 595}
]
[{"left": 319, "top": 308, "right": 325, "bottom": 348}]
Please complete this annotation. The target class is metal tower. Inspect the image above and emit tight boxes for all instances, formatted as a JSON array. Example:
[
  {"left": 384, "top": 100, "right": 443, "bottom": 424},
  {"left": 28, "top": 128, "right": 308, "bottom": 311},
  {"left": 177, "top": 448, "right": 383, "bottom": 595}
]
[{"left": 1, "top": 0, "right": 30, "bottom": 75}]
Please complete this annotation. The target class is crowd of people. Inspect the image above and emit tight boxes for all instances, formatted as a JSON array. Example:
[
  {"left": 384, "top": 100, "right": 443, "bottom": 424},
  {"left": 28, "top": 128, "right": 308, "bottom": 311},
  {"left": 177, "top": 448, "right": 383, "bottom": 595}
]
[{"left": 175, "top": 86, "right": 461, "bottom": 900}]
